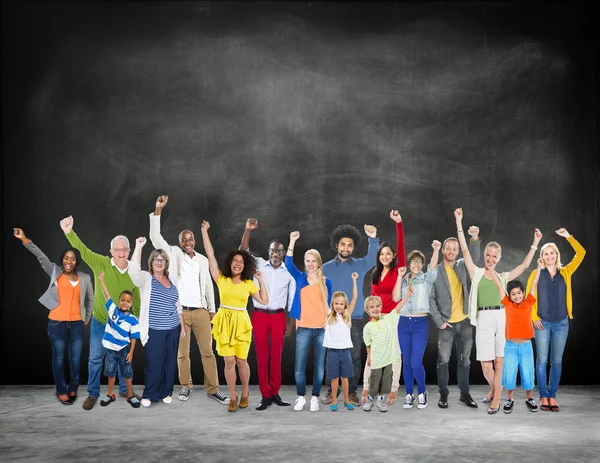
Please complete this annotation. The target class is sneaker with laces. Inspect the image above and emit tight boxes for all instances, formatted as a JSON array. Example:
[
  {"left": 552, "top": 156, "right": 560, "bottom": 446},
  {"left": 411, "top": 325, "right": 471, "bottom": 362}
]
[
  {"left": 310, "top": 396, "right": 319, "bottom": 412},
  {"left": 207, "top": 391, "right": 230, "bottom": 405},
  {"left": 525, "top": 398, "right": 538, "bottom": 413},
  {"left": 417, "top": 391, "right": 428, "bottom": 409},
  {"left": 178, "top": 387, "right": 192, "bottom": 401},
  {"left": 321, "top": 392, "right": 333, "bottom": 404},
  {"left": 141, "top": 398, "right": 151, "bottom": 408},
  {"left": 363, "top": 396, "right": 374, "bottom": 412},
  {"left": 403, "top": 394, "right": 415, "bottom": 409},
  {"left": 162, "top": 396, "right": 173, "bottom": 404},
  {"left": 376, "top": 396, "right": 388, "bottom": 413},
  {"left": 294, "top": 396, "right": 306, "bottom": 411},
  {"left": 503, "top": 399, "right": 514, "bottom": 414}
]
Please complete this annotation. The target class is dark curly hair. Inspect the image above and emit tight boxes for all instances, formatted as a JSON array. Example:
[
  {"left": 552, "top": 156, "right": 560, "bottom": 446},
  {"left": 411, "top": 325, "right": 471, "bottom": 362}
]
[
  {"left": 371, "top": 241, "right": 398, "bottom": 285},
  {"left": 60, "top": 247, "right": 82, "bottom": 269},
  {"left": 221, "top": 250, "right": 257, "bottom": 281},
  {"left": 330, "top": 224, "right": 362, "bottom": 252}
]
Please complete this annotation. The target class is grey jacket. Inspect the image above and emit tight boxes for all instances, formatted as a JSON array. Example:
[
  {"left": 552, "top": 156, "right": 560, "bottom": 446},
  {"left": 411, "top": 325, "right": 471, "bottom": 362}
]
[
  {"left": 429, "top": 239, "right": 481, "bottom": 328},
  {"left": 24, "top": 241, "right": 94, "bottom": 322}
]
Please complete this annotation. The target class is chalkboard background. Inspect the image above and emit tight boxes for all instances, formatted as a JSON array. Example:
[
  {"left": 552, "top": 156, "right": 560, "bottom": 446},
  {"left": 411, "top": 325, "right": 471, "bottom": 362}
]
[{"left": 2, "top": 1, "right": 598, "bottom": 387}]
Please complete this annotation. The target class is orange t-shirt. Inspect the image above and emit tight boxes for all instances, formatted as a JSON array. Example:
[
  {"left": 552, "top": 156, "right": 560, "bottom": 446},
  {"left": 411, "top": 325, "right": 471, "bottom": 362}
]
[
  {"left": 49, "top": 274, "right": 82, "bottom": 321},
  {"left": 502, "top": 294, "right": 535, "bottom": 339},
  {"left": 298, "top": 284, "right": 326, "bottom": 328}
]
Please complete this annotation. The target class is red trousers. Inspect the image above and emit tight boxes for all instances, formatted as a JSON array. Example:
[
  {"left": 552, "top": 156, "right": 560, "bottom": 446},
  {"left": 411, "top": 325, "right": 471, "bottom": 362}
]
[{"left": 252, "top": 311, "right": 286, "bottom": 398}]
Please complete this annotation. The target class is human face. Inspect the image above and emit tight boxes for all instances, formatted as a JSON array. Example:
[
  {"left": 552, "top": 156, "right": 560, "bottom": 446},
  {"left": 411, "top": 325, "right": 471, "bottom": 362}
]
[
  {"left": 541, "top": 246, "right": 558, "bottom": 267},
  {"left": 180, "top": 231, "right": 195, "bottom": 256},
  {"left": 304, "top": 253, "right": 319, "bottom": 274},
  {"left": 151, "top": 254, "right": 166, "bottom": 274},
  {"left": 231, "top": 254, "right": 244, "bottom": 276},
  {"left": 366, "top": 301, "right": 382, "bottom": 320},
  {"left": 118, "top": 293, "right": 133, "bottom": 312},
  {"left": 378, "top": 246, "right": 396, "bottom": 268},
  {"left": 62, "top": 250, "right": 77, "bottom": 274},
  {"left": 337, "top": 237, "right": 355, "bottom": 261},
  {"left": 409, "top": 257, "right": 424, "bottom": 276},
  {"left": 442, "top": 240, "right": 459, "bottom": 264},
  {"left": 509, "top": 287, "right": 525, "bottom": 305},
  {"left": 110, "top": 239, "right": 130, "bottom": 266},
  {"left": 332, "top": 296, "right": 347, "bottom": 315},
  {"left": 484, "top": 246, "right": 501, "bottom": 268},
  {"left": 268, "top": 242, "right": 285, "bottom": 268}
]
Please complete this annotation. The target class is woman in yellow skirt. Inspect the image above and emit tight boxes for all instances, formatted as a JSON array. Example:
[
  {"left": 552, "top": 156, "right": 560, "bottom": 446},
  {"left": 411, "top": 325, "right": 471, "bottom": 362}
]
[{"left": 201, "top": 220, "right": 269, "bottom": 412}]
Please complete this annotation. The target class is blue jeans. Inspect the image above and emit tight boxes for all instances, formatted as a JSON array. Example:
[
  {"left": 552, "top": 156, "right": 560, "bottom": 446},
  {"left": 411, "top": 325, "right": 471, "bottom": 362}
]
[
  {"left": 295, "top": 327, "right": 326, "bottom": 397},
  {"left": 398, "top": 316, "right": 429, "bottom": 395},
  {"left": 534, "top": 317, "right": 569, "bottom": 398},
  {"left": 104, "top": 345, "right": 133, "bottom": 378},
  {"left": 47, "top": 320, "right": 84, "bottom": 395},
  {"left": 502, "top": 340, "right": 535, "bottom": 391},
  {"left": 88, "top": 318, "right": 130, "bottom": 398}
]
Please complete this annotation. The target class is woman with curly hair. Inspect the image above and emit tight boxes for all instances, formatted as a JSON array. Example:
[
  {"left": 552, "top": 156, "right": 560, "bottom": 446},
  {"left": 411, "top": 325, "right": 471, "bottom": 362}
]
[{"left": 201, "top": 221, "right": 269, "bottom": 412}]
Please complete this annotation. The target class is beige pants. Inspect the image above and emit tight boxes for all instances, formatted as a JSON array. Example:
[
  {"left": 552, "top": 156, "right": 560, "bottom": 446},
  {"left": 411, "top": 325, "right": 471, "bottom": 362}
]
[
  {"left": 363, "top": 315, "right": 402, "bottom": 393},
  {"left": 178, "top": 309, "right": 219, "bottom": 394}
]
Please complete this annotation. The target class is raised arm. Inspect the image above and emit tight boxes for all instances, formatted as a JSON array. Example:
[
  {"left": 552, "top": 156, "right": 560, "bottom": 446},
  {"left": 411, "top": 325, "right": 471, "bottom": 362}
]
[
  {"left": 239, "top": 218, "right": 258, "bottom": 252},
  {"left": 15, "top": 228, "right": 55, "bottom": 277},
  {"left": 284, "top": 231, "right": 303, "bottom": 280},
  {"left": 149, "top": 195, "right": 172, "bottom": 250},
  {"left": 393, "top": 286, "right": 413, "bottom": 313},
  {"left": 348, "top": 272, "right": 359, "bottom": 315},
  {"left": 557, "top": 228, "right": 586, "bottom": 274},
  {"left": 97, "top": 272, "right": 111, "bottom": 302},
  {"left": 507, "top": 228, "right": 543, "bottom": 282},
  {"left": 251, "top": 271, "right": 270, "bottom": 305},
  {"left": 361, "top": 224, "right": 379, "bottom": 272},
  {"left": 390, "top": 210, "right": 406, "bottom": 267},
  {"left": 454, "top": 208, "right": 475, "bottom": 278},
  {"left": 467, "top": 225, "right": 481, "bottom": 265},
  {"left": 489, "top": 264, "right": 507, "bottom": 300},
  {"left": 129, "top": 237, "right": 149, "bottom": 288},
  {"left": 529, "top": 258, "right": 544, "bottom": 297},
  {"left": 429, "top": 240, "right": 441, "bottom": 270},
  {"left": 200, "top": 221, "right": 220, "bottom": 282},
  {"left": 60, "top": 216, "right": 106, "bottom": 270},
  {"left": 391, "top": 266, "right": 407, "bottom": 302},
  {"left": 316, "top": 268, "right": 330, "bottom": 315}
]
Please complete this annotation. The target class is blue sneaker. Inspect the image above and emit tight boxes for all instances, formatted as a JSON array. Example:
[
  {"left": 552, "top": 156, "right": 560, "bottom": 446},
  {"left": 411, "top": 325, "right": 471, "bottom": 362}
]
[
  {"left": 330, "top": 403, "right": 338, "bottom": 412},
  {"left": 344, "top": 402, "right": 355, "bottom": 411}
]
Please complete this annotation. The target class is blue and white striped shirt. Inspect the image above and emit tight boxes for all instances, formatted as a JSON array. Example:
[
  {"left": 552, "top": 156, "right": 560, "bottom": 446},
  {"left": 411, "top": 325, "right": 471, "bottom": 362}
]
[
  {"left": 102, "top": 299, "right": 140, "bottom": 351},
  {"left": 148, "top": 276, "right": 180, "bottom": 330}
]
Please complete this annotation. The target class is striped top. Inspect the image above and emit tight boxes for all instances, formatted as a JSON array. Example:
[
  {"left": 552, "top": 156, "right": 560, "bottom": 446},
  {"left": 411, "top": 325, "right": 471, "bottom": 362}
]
[
  {"left": 363, "top": 310, "right": 400, "bottom": 369},
  {"left": 148, "top": 276, "right": 180, "bottom": 330},
  {"left": 102, "top": 299, "right": 140, "bottom": 351}
]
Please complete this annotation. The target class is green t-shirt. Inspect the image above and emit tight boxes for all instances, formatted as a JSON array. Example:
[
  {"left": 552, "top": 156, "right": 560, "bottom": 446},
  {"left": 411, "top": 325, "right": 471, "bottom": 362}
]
[{"left": 477, "top": 276, "right": 502, "bottom": 308}]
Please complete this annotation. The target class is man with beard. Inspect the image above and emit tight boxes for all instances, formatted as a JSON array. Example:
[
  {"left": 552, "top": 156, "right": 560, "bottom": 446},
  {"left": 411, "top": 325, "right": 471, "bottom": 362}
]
[
  {"left": 239, "top": 218, "right": 296, "bottom": 410},
  {"left": 322, "top": 224, "right": 379, "bottom": 406}
]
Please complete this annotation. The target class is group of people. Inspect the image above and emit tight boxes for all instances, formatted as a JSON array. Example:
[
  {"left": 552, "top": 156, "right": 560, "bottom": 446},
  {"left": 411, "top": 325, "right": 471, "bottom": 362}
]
[{"left": 16, "top": 197, "right": 586, "bottom": 415}]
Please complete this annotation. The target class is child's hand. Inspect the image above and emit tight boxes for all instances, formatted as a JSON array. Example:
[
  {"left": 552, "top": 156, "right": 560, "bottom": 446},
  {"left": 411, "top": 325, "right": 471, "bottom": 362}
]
[
  {"left": 398, "top": 266, "right": 407, "bottom": 278},
  {"left": 405, "top": 286, "right": 414, "bottom": 298},
  {"left": 98, "top": 272, "right": 105, "bottom": 280},
  {"left": 389, "top": 210, "right": 402, "bottom": 223},
  {"left": 431, "top": 240, "right": 441, "bottom": 251},
  {"left": 485, "top": 261, "right": 496, "bottom": 272},
  {"left": 136, "top": 237, "right": 147, "bottom": 247},
  {"left": 126, "top": 350, "right": 134, "bottom": 363},
  {"left": 536, "top": 257, "right": 544, "bottom": 270},
  {"left": 351, "top": 272, "right": 359, "bottom": 281},
  {"left": 367, "top": 357, "right": 371, "bottom": 367}
]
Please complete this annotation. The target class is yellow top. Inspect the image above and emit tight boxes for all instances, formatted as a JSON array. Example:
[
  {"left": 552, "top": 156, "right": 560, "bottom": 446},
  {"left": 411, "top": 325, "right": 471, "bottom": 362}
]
[
  {"left": 446, "top": 266, "right": 467, "bottom": 323},
  {"left": 217, "top": 274, "right": 258, "bottom": 310}
]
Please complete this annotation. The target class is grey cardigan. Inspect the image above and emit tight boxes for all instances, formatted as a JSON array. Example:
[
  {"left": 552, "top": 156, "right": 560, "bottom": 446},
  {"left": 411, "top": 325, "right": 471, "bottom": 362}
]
[
  {"left": 429, "top": 239, "right": 481, "bottom": 328},
  {"left": 24, "top": 240, "right": 94, "bottom": 322}
]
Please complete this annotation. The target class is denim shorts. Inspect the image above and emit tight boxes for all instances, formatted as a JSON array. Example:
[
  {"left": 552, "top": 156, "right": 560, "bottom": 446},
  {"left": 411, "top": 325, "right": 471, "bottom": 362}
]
[
  {"left": 502, "top": 340, "right": 534, "bottom": 391},
  {"left": 104, "top": 345, "right": 132, "bottom": 378},
  {"left": 327, "top": 348, "right": 353, "bottom": 379}
]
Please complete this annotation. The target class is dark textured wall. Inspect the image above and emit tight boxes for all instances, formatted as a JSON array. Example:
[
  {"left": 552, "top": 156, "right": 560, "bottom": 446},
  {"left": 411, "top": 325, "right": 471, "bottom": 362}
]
[{"left": 2, "top": 1, "right": 598, "bottom": 386}]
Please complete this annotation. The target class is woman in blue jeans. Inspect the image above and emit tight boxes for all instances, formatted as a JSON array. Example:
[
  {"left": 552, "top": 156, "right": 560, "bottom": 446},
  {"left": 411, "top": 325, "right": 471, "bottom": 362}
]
[
  {"left": 526, "top": 228, "right": 586, "bottom": 412},
  {"left": 286, "top": 231, "right": 333, "bottom": 412},
  {"left": 392, "top": 242, "right": 440, "bottom": 410},
  {"left": 14, "top": 228, "right": 93, "bottom": 405}
]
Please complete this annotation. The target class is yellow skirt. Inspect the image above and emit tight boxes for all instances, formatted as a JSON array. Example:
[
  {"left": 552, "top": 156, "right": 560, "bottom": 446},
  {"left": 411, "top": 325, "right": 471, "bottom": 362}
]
[{"left": 211, "top": 308, "right": 253, "bottom": 359}]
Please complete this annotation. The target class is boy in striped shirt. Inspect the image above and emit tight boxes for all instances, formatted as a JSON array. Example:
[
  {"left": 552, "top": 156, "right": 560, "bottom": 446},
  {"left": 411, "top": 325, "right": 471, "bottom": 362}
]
[{"left": 98, "top": 272, "right": 141, "bottom": 408}]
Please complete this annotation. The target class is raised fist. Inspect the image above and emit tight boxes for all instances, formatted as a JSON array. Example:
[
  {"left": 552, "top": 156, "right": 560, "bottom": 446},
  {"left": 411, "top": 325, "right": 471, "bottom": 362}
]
[
  {"left": 431, "top": 240, "right": 441, "bottom": 251},
  {"left": 534, "top": 228, "right": 543, "bottom": 243},
  {"left": 364, "top": 224, "right": 377, "bottom": 238},
  {"left": 156, "top": 195, "right": 168, "bottom": 209},
  {"left": 454, "top": 208, "right": 463, "bottom": 221},
  {"left": 390, "top": 210, "right": 402, "bottom": 223},
  {"left": 201, "top": 220, "right": 210, "bottom": 231},
  {"left": 136, "top": 237, "right": 147, "bottom": 247},
  {"left": 60, "top": 216, "right": 74, "bottom": 234},
  {"left": 13, "top": 228, "right": 26, "bottom": 241},
  {"left": 246, "top": 218, "right": 258, "bottom": 230},
  {"left": 555, "top": 228, "right": 570, "bottom": 238},
  {"left": 351, "top": 272, "right": 359, "bottom": 280},
  {"left": 289, "top": 231, "right": 300, "bottom": 241},
  {"left": 468, "top": 226, "right": 479, "bottom": 239}
]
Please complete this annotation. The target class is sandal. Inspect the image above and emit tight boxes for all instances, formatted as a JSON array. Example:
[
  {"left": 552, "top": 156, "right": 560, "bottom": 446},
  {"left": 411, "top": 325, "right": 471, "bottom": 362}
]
[
  {"left": 487, "top": 406, "right": 500, "bottom": 415},
  {"left": 540, "top": 397, "right": 550, "bottom": 412},
  {"left": 100, "top": 394, "right": 116, "bottom": 407},
  {"left": 387, "top": 391, "right": 397, "bottom": 406},
  {"left": 549, "top": 398, "right": 559, "bottom": 412},
  {"left": 127, "top": 396, "right": 141, "bottom": 408}
]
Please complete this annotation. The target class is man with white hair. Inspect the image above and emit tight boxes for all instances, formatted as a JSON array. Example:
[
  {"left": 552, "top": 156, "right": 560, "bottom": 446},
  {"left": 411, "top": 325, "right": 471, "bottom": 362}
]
[{"left": 60, "top": 215, "right": 141, "bottom": 410}]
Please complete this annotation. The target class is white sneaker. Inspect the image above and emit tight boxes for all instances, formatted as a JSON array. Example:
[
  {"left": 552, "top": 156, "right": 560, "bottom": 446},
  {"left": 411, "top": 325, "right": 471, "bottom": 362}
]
[
  {"left": 294, "top": 396, "right": 306, "bottom": 411},
  {"left": 141, "top": 399, "right": 151, "bottom": 408},
  {"left": 376, "top": 395, "right": 388, "bottom": 412},
  {"left": 310, "top": 396, "right": 319, "bottom": 412},
  {"left": 417, "top": 391, "right": 428, "bottom": 409},
  {"left": 162, "top": 396, "right": 173, "bottom": 404},
  {"left": 403, "top": 394, "right": 415, "bottom": 409}
]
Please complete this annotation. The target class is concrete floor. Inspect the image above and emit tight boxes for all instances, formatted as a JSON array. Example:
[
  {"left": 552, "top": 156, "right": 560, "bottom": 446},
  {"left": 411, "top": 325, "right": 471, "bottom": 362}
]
[{"left": 0, "top": 385, "right": 598, "bottom": 463}]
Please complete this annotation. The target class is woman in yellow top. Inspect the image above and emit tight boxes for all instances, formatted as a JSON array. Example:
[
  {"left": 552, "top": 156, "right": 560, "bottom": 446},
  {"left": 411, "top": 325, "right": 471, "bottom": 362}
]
[
  {"left": 526, "top": 228, "right": 585, "bottom": 412},
  {"left": 201, "top": 221, "right": 269, "bottom": 412}
]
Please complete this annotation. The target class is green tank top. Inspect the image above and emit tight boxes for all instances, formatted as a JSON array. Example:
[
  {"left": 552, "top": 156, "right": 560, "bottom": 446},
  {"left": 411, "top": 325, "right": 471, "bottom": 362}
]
[{"left": 477, "top": 276, "right": 502, "bottom": 307}]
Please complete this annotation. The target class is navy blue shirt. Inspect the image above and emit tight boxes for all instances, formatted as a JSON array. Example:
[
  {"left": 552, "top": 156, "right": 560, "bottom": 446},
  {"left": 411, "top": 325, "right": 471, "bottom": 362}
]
[{"left": 537, "top": 269, "right": 567, "bottom": 323}]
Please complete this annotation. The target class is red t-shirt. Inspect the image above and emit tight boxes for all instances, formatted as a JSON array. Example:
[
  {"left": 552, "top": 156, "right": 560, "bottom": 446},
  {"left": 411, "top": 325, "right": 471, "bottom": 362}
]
[
  {"left": 371, "top": 221, "right": 406, "bottom": 314},
  {"left": 502, "top": 294, "right": 536, "bottom": 339}
]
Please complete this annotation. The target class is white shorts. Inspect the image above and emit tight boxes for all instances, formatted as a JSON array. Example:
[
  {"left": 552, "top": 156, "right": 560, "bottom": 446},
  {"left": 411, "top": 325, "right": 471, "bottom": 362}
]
[{"left": 475, "top": 309, "right": 506, "bottom": 361}]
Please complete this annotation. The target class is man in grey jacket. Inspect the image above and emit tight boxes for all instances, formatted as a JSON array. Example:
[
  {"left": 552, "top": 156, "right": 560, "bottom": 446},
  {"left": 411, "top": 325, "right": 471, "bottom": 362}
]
[{"left": 429, "top": 226, "right": 481, "bottom": 409}]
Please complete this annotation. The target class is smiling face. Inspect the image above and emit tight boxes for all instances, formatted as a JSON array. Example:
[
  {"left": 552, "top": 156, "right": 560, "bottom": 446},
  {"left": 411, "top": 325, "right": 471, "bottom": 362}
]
[
  {"left": 62, "top": 250, "right": 77, "bottom": 274},
  {"left": 509, "top": 287, "right": 525, "bottom": 305},
  {"left": 231, "top": 254, "right": 245, "bottom": 276},
  {"left": 110, "top": 238, "right": 130, "bottom": 267},
  {"left": 304, "top": 252, "right": 319, "bottom": 274},
  {"left": 442, "top": 239, "right": 459, "bottom": 264},
  {"left": 484, "top": 245, "right": 501, "bottom": 268},
  {"left": 409, "top": 257, "right": 424, "bottom": 276},
  {"left": 179, "top": 231, "right": 195, "bottom": 256},
  {"left": 378, "top": 246, "right": 396, "bottom": 268},
  {"left": 336, "top": 237, "right": 355, "bottom": 261},
  {"left": 366, "top": 300, "right": 382, "bottom": 320},
  {"left": 268, "top": 242, "right": 285, "bottom": 268},
  {"left": 332, "top": 296, "right": 347, "bottom": 315},
  {"left": 118, "top": 292, "right": 133, "bottom": 312},
  {"left": 151, "top": 255, "right": 166, "bottom": 274},
  {"left": 541, "top": 245, "right": 559, "bottom": 267}
]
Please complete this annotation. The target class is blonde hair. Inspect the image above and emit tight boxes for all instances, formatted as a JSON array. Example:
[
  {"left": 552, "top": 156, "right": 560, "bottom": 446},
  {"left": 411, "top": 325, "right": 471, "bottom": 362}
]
[
  {"left": 485, "top": 241, "right": 502, "bottom": 256},
  {"left": 364, "top": 295, "right": 382, "bottom": 312},
  {"left": 304, "top": 249, "right": 327, "bottom": 299},
  {"left": 328, "top": 291, "right": 352, "bottom": 327},
  {"left": 540, "top": 242, "right": 563, "bottom": 268},
  {"left": 148, "top": 249, "right": 170, "bottom": 277}
]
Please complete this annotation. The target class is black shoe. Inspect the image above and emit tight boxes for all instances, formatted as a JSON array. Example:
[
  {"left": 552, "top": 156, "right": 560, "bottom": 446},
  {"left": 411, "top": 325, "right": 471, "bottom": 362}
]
[
  {"left": 271, "top": 394, "right": 291, "bottom": 406},
  {"left": 256, "top": 397, "right": 272, "bottom": 411},
  {"left": 503, "top": 399, "right": 514, "bottom": 414},
  {"left": 460, "top": 393, "right": 478, "bottom": 408},
  {"left": 487, "top": 406, "right": 500, "bottom": 415},
  {"left": 525, "top": 398, "right": 538, "bottom": 413},
  {"left": 438, "top": 394, "right": 448, "bottom": 409}
]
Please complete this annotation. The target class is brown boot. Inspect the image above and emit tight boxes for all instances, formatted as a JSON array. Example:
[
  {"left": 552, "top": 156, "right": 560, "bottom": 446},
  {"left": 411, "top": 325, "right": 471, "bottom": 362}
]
[
  {"left": 239, "top": 396, "right": 249, "bottom": 408},
  {"left": 228, "top": 397, "right": 238, "bottom": 412},
  {"left": 82, "top": 396, "right": 97, "bottom": 411}
]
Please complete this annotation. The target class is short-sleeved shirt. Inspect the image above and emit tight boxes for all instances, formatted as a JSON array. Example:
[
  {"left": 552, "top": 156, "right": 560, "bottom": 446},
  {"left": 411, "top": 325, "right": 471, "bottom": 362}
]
[
  {"left": 323, "top": 312, "right": 353, "bottom": 348},
  {"left": 363, "top": 310, "right": 401, "bottom": 369},
  {"left": 148, "top": 277, "right": 180, "bottom": 330},
  {"left": 217, "top": 274, "right": 258, "bottom": 310},
  {"left": 502, "top": 294, "right": 536, "bottom": 339},
  {"left": 446, "top": 266, "right": 467, "bottom": 323},
  {"left": 102, "top": 299, "right": 140, "bottom": 351}
]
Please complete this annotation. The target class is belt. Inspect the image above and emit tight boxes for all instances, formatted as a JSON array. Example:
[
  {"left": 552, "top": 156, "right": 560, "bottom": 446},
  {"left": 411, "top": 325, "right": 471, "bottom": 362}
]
[
  {"left": 254, "top": 308, "right": 284, "bottom": 314},
  {"left": 182, "top": 306, "right": 204, "bottom": 311},
  {"left": 477, "top": 306, "right": 503, "bottom": 311}
]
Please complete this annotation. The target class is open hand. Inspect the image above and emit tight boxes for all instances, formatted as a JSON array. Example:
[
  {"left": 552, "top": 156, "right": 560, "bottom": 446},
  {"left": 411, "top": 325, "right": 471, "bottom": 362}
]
[
  {"left": 246, "top": 218, "right": 258, "bottom": 230},
  {"left": 390, "top": 210, "right": 402, "bottom": 223},
  {"left": 364, "top": 224, "right": 377, "bottom": 238},
  {"left": 60, "top": 216, "right": 74, "bottom": 234}
]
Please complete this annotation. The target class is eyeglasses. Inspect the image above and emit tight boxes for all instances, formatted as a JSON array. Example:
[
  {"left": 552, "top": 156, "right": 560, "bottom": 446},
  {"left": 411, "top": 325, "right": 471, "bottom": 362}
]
[
  {"left": 153, "top": 258, "right": 166, "bottom": 263},
  {"left": 112, "top": 248, "right": 130, "bottom": 253},
  {"left": 409, "top": 259, "right": 424, "bottom": 264},
  {"left": 268, "top": 249, "right": 284, "bottom": 254}
]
